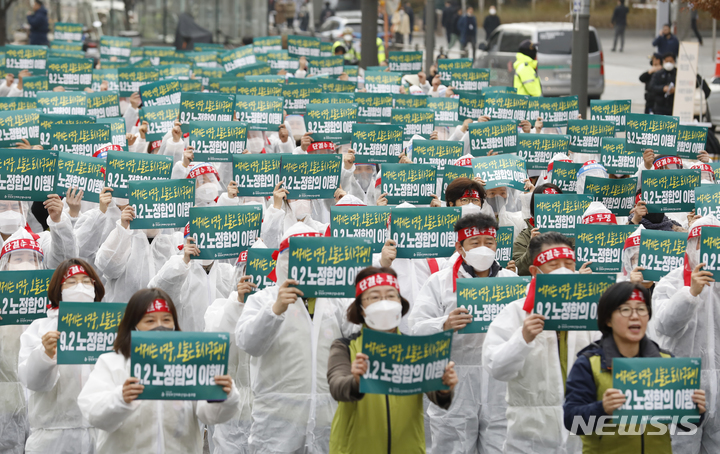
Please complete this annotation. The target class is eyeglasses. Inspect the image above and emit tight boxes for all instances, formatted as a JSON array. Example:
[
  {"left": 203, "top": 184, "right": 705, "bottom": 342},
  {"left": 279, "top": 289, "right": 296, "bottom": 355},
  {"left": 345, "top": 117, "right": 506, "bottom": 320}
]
[
  {"left": 361, "top": 293, "right": 401, "bottom": 304},
  {"left": 617, "top": 306, "right": 649, "bottom": 318}
]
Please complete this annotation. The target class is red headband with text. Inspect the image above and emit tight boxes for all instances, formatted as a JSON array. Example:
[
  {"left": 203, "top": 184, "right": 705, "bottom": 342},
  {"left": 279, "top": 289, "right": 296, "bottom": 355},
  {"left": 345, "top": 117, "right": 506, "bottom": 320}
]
[
  {"left": 457, "top": 227, "right": 497, "bottom": 242},
  {"left": 461, "top": 189, "right": 481, "bottom": 199},
  {"left": 653, "top": 156, "right": 683, "bottom": 170},
  {"left": 62, "top": 265, "right": 89, "bottom": 284},
  {"left": 533, "top": 247, "right": 575, "bottom": 267},
  {"left": 355, "top": 273, "right": 400, "bottom": 297},
  {"left": 630, "top": 289, "right": 645, "bottom": 303},
  {"left": 582, "top": 213, "right": 617, "bottom": 225},
  {"left": 146, "top": 298, "right": 171, "bottom": 314}
]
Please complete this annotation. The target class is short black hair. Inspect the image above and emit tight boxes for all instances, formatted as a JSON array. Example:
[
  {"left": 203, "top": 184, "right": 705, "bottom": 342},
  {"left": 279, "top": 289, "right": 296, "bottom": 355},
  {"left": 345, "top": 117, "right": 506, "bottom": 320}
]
[
  {"left": 454, "top": 213, "right": 498, "bottom": 246},
  {"left": 597, "top": 282, "right": 652, "bottom": 337},
  {"left": 530, "top": 183, "right": 562, "bottom": 218},
  {"left": 445, "top": 177, "right": 486, "bottom": 207},
  {"left": 662, "top": 53, "right": 676, "bottom": 62},
  {"left": 527, "top": 231, "right": 572, "bottom": 265}
]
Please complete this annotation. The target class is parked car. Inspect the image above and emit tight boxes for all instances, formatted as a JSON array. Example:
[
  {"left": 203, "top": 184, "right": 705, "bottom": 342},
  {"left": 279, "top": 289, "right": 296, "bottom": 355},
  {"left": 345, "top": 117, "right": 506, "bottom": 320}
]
[
  {"left": 318, "top": 15, "right": 384, "bottom": 42},
  {"left": 475, "top": 22, "right": 604, "bottom": 99}
]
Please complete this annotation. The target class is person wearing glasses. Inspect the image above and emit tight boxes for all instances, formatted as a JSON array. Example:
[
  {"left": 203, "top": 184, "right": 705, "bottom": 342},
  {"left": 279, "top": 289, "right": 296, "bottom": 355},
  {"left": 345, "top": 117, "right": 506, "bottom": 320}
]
[{"left": 563, "top": 282, "right": 706, "bottom": 453}]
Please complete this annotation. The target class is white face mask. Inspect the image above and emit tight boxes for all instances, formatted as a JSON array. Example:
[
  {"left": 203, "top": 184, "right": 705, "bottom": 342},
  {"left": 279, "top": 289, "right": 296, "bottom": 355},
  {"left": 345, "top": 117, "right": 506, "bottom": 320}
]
[
  {"left": 195, "top": 183, "right": 219, "bottom": 205},
  {"left": 8, "top": 261, "right": 36, "bottom": 271},
  {"left": 663, "top": 62, "right": 675, "bottom": 71},
  {"left": 198, "top": 259, "right": 213, "bottom": 267},
  {"left": 289, "top": 200, "right": 313, "bottom": 221},
  {"left": 247, "top": 137, "right": 264, "bottom": 153},
  {"left": 276, "top": 253, "right": 289, "bottom": 283},
  {"left": 363, "top": 300, "right": 403, "bottom": 331},
  {"left": 114, "top": 197, "right": 129, "bottom": 207},
  {"left": 355, "top": 172, "right": 374, "bottom": 192},
  {"left": 463, "top": 246, "right": 496, "bottom": 271},
  {"left": 461, "top": 203, "right": 482, "bottom": 218},
  {"left": 687, "top": 242, "right": 700, "bottom": 268},
  {"left": 0, "top": 210, "right": 24, "bottom": 235},
  {"left": 62, "top": 283, "right": 95, "bottom": 303},
  {"left": 145, "top": 229, "right": 160, "bottom": 238},
  {"left": 548, "top": 266, "right": 575, "bottom": 275},
  {"left": 343, "top": 34, "right": 353, "bottom": 43}
]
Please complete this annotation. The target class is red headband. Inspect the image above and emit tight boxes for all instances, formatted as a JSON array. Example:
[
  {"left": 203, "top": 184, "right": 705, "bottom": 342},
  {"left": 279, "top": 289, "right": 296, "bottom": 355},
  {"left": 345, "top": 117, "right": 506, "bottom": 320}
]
[
  {"left": 187, "top": 163, "right": 219, "bottom": 179},
  {"left": 582, "top": 213, "right": 617, "bottom": 225},
  {"left": 62, "top": 265, "right": 89, "bottom": 283},
  {"left": 454, "top": 156, "right": 473, "bottom": 167},
  {"left": 151, "top": 140, "right": 163, "bottom": 150},
  {"left": 272, "top": 232, "right": 324, "bottom": 260},
  {"left": 624, "top": 234, "right": 641, "bottom": 250},
  {"left": 355, "top": 273, "right": 400, "bottom": 297},
  {"left": 307, "top": 141, "right": 336, "bottom": 153},
  {"left": 458, "top": 227, "right": 496, "bottom": 242},
  {"left": 461, "top": 189, "right": 480, "bottom": 199},
  {"left": 543, "top": 187, "right": 559, "bottom": 195},
  {"left": 236, "top": 250, "right": 248, "bottom": 265},
  {"left": 688, "top": 224, "right": 717, "bottom": 240},
  {"left": 629, "top": 289, "right": 645, "bottom": 303},
  {"left": 0, "top": 238, "right": 43, "bottom": 259},
  {"left": 146, "top": 298, "right": 171, "bottom": 314},
  {"left": 533, "top": 247, "right": 575, "bottom": 267},
  {"left": 653, "top": 156, "right": 683, "bottom": 170},
  {"left": 691, "top": 163, "right": 712, "bottom": 173}
]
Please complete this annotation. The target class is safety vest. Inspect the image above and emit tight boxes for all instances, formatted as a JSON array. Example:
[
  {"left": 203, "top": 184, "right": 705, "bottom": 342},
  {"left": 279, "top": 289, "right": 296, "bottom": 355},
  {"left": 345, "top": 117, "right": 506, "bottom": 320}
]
[
  {"left": 377, "top": 37, "right": 386, "bottom": 63},
  {"left": 513, "top": 52, "right": 542, "bottom": 97},
  {"left": 333, "top": 40, "right": 361, "bottom": 62}
]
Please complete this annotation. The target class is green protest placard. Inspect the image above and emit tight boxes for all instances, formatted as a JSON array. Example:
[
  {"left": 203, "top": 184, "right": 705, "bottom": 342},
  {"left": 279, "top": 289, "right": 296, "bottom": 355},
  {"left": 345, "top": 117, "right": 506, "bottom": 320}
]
[
  {"left": 589, "top": 99, "right": 631, "bottom": 132},
  {"left": 220, "top": 45, "right": 256, "bottom": 72},
  {"left": 320, "top": 79, "right": 356, "bottom": 93},
  {"left": 612, "top": 357, "right": 702, "bottom": 423},
  {"left": 92, "top": 117, "right": 127, "bottom": 150},
  {"left": 105, "top": 150, "right": 174, "bottom": 198},
  {"left": 0, "top": 108, "right": 40, "bottom": 148},
  {"left": 156, "top": 64, "right": 191, "bottom": 81},
  {"left": 86, "top": 91, "right": 120, "bottom": 118},
  {"left": 38, "top": 113, "right": 94, "bottom": 147},
  {"left": 208, "top": 78, "right": 237, "bottom": 94},
  {"left": 140, "top": 78, "right": 182, "bottom": 106},
  {"left": 232, "top": 154, "right": 281, "bottom": 197},
  {"left": 526, "top": 96, "right": 579, "bottom": 128},
  {"left": 193, "top": 65, "right": 225, "bottom": 86},
  {"left": 495, "top": 225, "right": 514, "bottom": 267},
  {"left": 391, "top": 108, "right": 435, "bottom": 140},
  {"left": 309, "top": 92, "right": 354, "bottom": 105},
  {"left": 700, "top": 227, "right": 720, "bottom": 280},
  {"left": 393, "top": 93, "right": 427, "bottom": 109},
  {"left": 320, "top": 41, "right": 333, "bottom": 57},
  {"left": 37, "top": 91, "right": 87, "bottom": 115},
  {"left": 351, "top": 123, "right": 404, "bottom": 164},
  {"left": 534, "top": 194, "right": 593, "bottom": 236},
  {"left": 55, "top": 152, "right": 105, "bottom": 203},
  {"left": 188, "top": 121, "right": 247, "bottom": 162},
  {"left": 100, "top": 36, "right": 132, "bottom": 60},
  {"left": 676, "top": 124, "right": 708, "bottom": 160},
  {"left": 410, "top": 139, "right": 463, "bottom": 171},
  {"left": 471, "top": 155, "right": 526, "bottom": 191},
  {"left": 343, "top": 65, "right": 358, "bottom": 82},
  {"left": 129, "top": 179, "right": 195, "bottom": 229},
  {"left": 450, "top": 68, "right": 490, "bottom": 91},
  {"left": 364, "top": 71, "right": 402, "bottom": 93},
  {"left": 0, "top": 97, "right": 37, "bottom": 111},
  {"left": 51, "top": 41, "right": 83, "bottom": 52},
  {"left": 21, "top": 75, "right": 48, "bottom": 97},
  {"left": 638, "top": 229, "right": 687, "bottom": 281},
  {"left": 287, "top": 35, "right": 321, "bottom": 58},
  {"left": 380, "top": 163, "right": 437, "bottom": 205},
  {"left": 47, "top": 57, "right": 93, "bottom": 90},
  {"left": 245, "top": 248, "right": 276, "bottom": 293},
  {"left": 516, "top": 133, "right": 569, "bottom": 171},
  {"left": 468, "top": 120, "right": 518, "bottom": 156},
  {"left": 193, "top": 43, "right": 227, "bottom": 52},
  {"left": 117, "top": 67, "right": 159, "bottom": 97},
  {"left": 3, "top": 45, "right": 47, "bottom": 75},
  {"left": 57, "top": 302, "right": 126, "bottom": 365},
  {"left": 50, "top": 123, "right": 111, "bottom": 156},
  {"left": 305, "top": 103, "right": 357, "bottom": 143},
  {"left": 641, "top": 169, "right": 701, "bottom": 213},
  {"left": 575, "top": 224, "right": 638, "bottom": 272},
  {"left": 253, "top": 36, "right": 282, "bottom": 53},
  {"left": 236, "top": 82, "right": 282, "bottom": 97},
  {"left": 130, "top": 331, "right": 230, "bottom": 400},
  {"left": 567, "top": 119, "right": 615, "bottom": 154},
  {"left": 483, "top": 92, "right": 528, "bottom": 121},
  {"left": 457, "top": 276, "right": 531, "bottom": 334},
  {"left": 179, "top": 92, "right": 235, "bottom": 133},
  {"left": 230, "top": 64, "right": 273, "bottom": 78},
  {"left": 695, "top": 185, "right": 720, "bottom": 222},
  {"left": 91, "top": 69, "right": 119, "bottom": 92},
  {"left": 330, "top": 206, "right": 391, "bottom": 253},
  {"left": 288, "top": 237, "right": 373, "bottom": 298},
  {"left": 360, "top": 328, "right": 453, "bottom": 395},
  {"left": 234, "top": 95, "right": 284, "bottom": 131},
  {"left": 265, "top": 49, "right": 300, "bottom": 71},
  {"left": 0, "top": 269, "right": 54, "bottom": 325},
  {"left": 437, "top": 58, "right": 473, "bottom": 83},
  {"left": 354, "top": 92, "right": 392, "bottom": 123},
  {"left": 139, "top": 104, "right": 179, "bottom": 144},
  {"left": 189, "top": 205, "right": 262, "bottom": 260},
  {"left": 282, "top": 82, "right": 321, "bottom": 115},
  {"left": 48, "top": 48, "right": 85, "bottom": 59},
  {"left": 599, "top": 137, "right": 641, "bottom": 175},
  {"left": 280, "top": 154, "right": 342, "bottom": 199},
  {"left": 307, "top": 56, "right": 344, "bottom": 76},
  {"left": 186, "top": 51, "right": 219, "bottom": 68},
  {"left": 54, "top": 22, "right": 83, "bottom": 41},
  {"left": 179, "top": 79, "right": 202, "bottom": 93},
  {"left": 440, "top": 165, "right": 475, "bottom": 201},
  {"left": 458, "top": 91, "right": 484, "bottom": 121},
  {"left": 387, "top": 51, "right": 423, "bottom": 74},
  {"left": 584, "top": 176, "right": 637, "bottom": 216},
  {"left": 0, "top": 148, "right": 57, "bottom": 201},
  {"left": 550, "top": 161, "right": 581, "bottom": 193},
  {"left": 143, "top": 46, "right": 176, "bottom": 65},
  {"left": 129, "top": 47, "right": 145, "bottom": 63},
  {"left": 390, "top": 207, "right": 461, "bottom": 259},
  {"left": 625, "top": 113, "right": 679, "bottom": 154},
  {"left": 427, "top": 97, "right": 459, "bottom": 128},
  {"left": 534, "top": 273, "right": 616, "bottom": 330},
  {"left": 98, "top": 59, "right": 126, "bottom": 69}
]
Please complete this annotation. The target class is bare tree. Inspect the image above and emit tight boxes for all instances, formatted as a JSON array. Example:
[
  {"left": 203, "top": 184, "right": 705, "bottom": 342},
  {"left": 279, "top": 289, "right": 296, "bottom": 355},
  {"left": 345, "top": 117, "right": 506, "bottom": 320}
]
[{"left": 686, "top": 0, "right": 720, "bottom": 19}]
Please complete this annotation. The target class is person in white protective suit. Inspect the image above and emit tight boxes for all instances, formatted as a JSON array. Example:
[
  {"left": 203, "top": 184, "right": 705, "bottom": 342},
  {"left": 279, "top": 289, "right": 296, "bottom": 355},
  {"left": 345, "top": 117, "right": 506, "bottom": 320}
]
[
  {"left": 171, "top": 162, "right": 225, "bottom": 206},
  {"left": 0, "top": 230, "right": 48, "bottom": 454},
  {"left": 579, "top": 201, "right": 616, "bottom": 226},
  {"left": 691, "top": 162, "right": 716, "bottom": 184},
  {"left": 18, "top": 258, "right": 106, "bottom": 454},
  {"left": 617, "top": 225, "right": 653, "bottom": 287},
  {"left": 77, "top": 288, "right": 240, "bottom": 454},
  {"left": 73, "top": 188, "right": 122, "bottom": 270},
  {"left": 408, "top": 213, "right": 518, "bottom": 454},
  {"left": 482, "top": 231, "right": 596, "bottom": 454},
  {"left": 574, "top": 160, "right": 608, "bottom": 195},
  {"left": 204, "top": 240, "right": 271, "bottom": 454},
  {"left": 651, "top": 216, "right": 720, "bottom": 454},
  {"left": 234, "top": 223, "right": 357, "bottom": 454}
]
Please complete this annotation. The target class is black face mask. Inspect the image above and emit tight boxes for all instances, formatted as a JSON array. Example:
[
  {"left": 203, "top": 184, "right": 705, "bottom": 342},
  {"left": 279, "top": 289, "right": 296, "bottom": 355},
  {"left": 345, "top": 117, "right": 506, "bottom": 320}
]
[
  {"left": 644, "top": 213, "right": 665, "bottom": 224},
  {"left": 149, "top": 325, "right": 173, "bottom": 332}
]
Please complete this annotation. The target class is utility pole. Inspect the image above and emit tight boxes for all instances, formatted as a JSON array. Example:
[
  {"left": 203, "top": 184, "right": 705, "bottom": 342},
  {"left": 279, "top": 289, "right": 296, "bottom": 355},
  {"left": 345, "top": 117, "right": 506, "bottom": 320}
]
[
  {"left": 425, "top": 0, "right": 435, "bottom": 74},
  {"left": 571, "top": 0, "right": 590, "bottom": 117},
  {"left": 360, "top": 0, "right": 379, "bottom": 68}
]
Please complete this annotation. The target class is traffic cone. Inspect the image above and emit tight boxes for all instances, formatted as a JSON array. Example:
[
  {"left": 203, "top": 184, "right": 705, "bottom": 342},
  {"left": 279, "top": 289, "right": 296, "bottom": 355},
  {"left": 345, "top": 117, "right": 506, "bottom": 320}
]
[{"left": 715, "top": 50, "right": 720, "bottom": 78}]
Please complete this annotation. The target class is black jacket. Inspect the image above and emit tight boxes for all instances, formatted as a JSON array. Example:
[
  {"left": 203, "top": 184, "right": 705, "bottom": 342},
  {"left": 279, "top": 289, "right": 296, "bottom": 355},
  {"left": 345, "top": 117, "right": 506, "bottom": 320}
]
[
  {"left": 649, "top": 68, "right": 676, "bottom": 115},
  {"left": 611, "top": 5, "right": 628, "bottom": 27},
  {"left": 483, "top": 15, "right": 500, "bottom": 37},
  {"left": 27, "top": 6, "right": 49, "bottom": 45},
  {"left": 442, "top": 6, "right": 457, "bottom": 29}
]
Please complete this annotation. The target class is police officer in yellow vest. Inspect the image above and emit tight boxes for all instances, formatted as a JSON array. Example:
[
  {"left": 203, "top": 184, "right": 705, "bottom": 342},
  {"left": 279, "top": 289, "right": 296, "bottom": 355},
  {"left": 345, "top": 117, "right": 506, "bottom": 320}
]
[
  {"left": 513, "top": 39, "right": 542, "bottom": 96},
  {"left": 332, "top": 27, "right": 386, "bottom": 64}
]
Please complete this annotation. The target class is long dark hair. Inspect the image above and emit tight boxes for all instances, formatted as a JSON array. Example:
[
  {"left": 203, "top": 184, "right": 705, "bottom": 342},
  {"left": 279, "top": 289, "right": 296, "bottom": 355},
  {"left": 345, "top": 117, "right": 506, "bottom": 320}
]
[
  {"left": 346, "top": 267, "right": 410, "bottom": 325},
  {"left": 48, "top": 258, "right": 105, "bottom": 308},
  {"left": 113, "top": 288, "right": 180, "bottom": 359}
]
